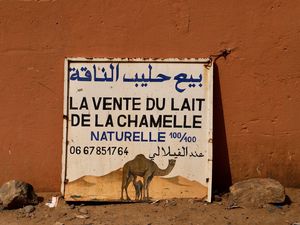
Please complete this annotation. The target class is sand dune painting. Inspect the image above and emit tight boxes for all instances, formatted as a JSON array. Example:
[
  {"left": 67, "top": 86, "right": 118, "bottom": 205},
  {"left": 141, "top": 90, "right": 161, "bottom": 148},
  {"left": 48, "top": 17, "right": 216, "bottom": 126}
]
[
  {"left": 65, "top": 154, "right": 207, "bottom": 201},
  {"left": 65, "top": 169, "right": 207, "bottom": 202}
]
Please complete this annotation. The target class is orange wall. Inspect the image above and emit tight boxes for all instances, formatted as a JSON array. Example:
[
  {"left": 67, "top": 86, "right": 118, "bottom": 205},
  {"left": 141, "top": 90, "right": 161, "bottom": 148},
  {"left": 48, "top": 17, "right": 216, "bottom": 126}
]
[{"left": 0, "top": 0, "right": 299, "bottom": 191}]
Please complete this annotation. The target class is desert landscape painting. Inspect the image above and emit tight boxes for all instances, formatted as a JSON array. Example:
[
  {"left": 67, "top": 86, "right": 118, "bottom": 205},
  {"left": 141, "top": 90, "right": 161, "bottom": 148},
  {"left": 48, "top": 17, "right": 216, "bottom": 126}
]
[{"left": 64, "top": 167, "right": 207, "bottom": 201}]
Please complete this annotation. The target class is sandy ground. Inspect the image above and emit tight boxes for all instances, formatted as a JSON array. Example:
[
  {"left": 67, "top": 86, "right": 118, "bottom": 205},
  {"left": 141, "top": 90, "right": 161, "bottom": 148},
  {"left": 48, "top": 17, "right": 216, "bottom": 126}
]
[{"left": 1, "top": 188, "right": 300, "bottom": 225}]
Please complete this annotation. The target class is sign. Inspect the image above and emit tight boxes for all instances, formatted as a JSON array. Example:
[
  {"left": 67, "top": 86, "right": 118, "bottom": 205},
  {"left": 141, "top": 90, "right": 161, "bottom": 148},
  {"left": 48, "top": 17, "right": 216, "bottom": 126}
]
[{"left": 62, "top": 58, "right": 213, "bottom": 202}]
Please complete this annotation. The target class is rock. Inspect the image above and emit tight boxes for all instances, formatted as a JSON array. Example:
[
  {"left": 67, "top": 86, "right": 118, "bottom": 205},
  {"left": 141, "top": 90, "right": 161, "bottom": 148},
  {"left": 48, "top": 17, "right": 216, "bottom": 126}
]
[
  {"left": 57, "top": 212, "right": 67, "bottom": 219},
  {"left": 188, "top": 199, "right": 195, "bottom": 204},
  {"left": 29, "top": 213, "right": 35, "bottom": 219},
  {"left": 68, "top": 204, "right": 75, "bottom": 209},
  {"left": 229, "top": 178, "right": 285, "bottom": 208},
  {"left": 17, "top": 213, "right": 26, "bottom": 218},
  {"left": 53, "top": 222, "right": 64, "bottom": 225},
  {"left": 62, "top": 215, "right": 76, "bottom": 222},
  {"left": 76, "top": 214, "right": 90, "bottom": 219},
  {"left": 78, "top": 207, "right": 88, "bottom": 214},
  {"left": 226, "top": 202, "right": 242, "bottom": 210},
  {"left": 213, "top": 195, "right": 222, "bottom": 202},
  {"left": 23, "top": 205, "right": 35, "bottom": 213},
  {"left": 0, "top": 180, "right": 38, "bottom": 209},
  {"left": 169, "top": 200, "right": 177, "bottom": 206},
  {"left": 264, "top": 204, "right": 277, "bottom": 213},
  {"left": 163, "top": 199, "right": 177, "bottom": 207}
]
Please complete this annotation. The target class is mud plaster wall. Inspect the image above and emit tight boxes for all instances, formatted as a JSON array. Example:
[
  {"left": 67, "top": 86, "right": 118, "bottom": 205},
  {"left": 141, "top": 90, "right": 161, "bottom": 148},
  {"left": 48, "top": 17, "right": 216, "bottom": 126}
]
[{"left": 0, "top": 0, "right": 299, "bottom": 191}]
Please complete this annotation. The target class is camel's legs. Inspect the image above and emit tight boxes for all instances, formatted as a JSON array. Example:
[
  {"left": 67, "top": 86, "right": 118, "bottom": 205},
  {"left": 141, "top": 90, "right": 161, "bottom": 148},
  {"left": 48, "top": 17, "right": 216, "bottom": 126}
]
[
  {"left": 146, "top": 175, "right": 153, "bottom": 200},
  {"left": 124, "top": 175, "right": 133, "bottom": 200},
  {"left": 121, "top": 167, "right": 131, "bottom": 200},
  {"left": 143, "top": 172, "right": 153, "bottom": 200},
  {"left": 136, "top": 184, "right": 142, "bottom": 200},
  {"left": 132, "top": 176, "right": 140, "bottom": 200},
  {"left": 142, "top": 176, "right": 147, "bottom": 200}
]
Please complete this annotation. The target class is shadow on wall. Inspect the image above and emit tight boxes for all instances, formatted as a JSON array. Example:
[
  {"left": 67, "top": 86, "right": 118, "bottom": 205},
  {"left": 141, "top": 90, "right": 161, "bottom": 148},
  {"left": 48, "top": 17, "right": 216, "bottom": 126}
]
[{"left": 212, "top": 63, "right": 232, "bottom": 193}]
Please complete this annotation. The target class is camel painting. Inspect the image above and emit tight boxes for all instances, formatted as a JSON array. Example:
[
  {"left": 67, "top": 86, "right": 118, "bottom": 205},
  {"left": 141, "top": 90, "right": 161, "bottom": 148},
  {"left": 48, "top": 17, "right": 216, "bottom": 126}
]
[{"left": 121, "top": 154, "right": 176, "bottom": 200}]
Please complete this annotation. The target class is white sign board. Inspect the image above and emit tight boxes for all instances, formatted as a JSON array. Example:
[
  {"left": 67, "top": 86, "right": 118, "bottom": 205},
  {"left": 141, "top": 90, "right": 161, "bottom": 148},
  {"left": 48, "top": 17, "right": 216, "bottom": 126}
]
[{"left": 62, "top": 58, "right": 213, "bottom": 202}]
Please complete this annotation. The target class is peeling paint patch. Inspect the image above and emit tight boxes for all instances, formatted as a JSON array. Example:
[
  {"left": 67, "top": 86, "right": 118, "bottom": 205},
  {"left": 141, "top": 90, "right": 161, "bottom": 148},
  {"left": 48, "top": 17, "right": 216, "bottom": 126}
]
[{"left": 170, "top": 0, "right": 190, "bottom": 33}]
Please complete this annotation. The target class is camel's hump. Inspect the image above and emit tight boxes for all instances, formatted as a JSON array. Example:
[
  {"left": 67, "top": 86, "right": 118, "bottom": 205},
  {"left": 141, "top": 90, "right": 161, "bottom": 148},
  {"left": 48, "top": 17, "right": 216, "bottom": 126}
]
[{"left": 134, "top": 154, "right": 146, "bottom": 159}]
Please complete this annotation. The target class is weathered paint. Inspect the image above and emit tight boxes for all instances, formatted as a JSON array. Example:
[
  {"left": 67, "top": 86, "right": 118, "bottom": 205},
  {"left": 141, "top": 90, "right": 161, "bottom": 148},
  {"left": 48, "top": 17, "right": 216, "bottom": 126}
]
[
  {"left": 63, "top": 58, "right": 213, "bottom": 201},
  {"left": 0, "top": 1, "right": 299, "bottom": 192}
]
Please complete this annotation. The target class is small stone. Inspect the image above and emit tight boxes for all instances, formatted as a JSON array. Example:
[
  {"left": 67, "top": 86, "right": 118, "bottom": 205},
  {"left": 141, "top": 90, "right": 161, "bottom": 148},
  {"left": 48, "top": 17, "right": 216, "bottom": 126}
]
[
  {"left": 69, "top": 204, "right": 75, "bottom": 209},
  {"left": 17, "top": 213, "right": 26, "bottom": 218},
  {"left": 76, "top": 214, "right": 89, "bottom": 219},
  {"left": 53, "top": 222, "right": 64, "bottom": 225},
  {"left": 79, "top": 207, "right": 88, "bottom": 214},
  {"left": 164, "top": 199, "right": 177, "bottom": 207},
  {"left": 57, "top": 212, "right": 68, "bottom": 218},
  {"left": 170, "top": 200, "right": 177, "bottom": 206},
  {"left": 264, "top": 204, "right": 276, "bottom": 213},
  {"left": 23, "top": 205, "right": 35, "bottom": 213},
  {"left": 188, "top": 199, "right": 195, "bottom": 204},
  {"left": 214, "top": 195, "right": 222, "bottom": 202},
  {"left": 62, "top": 216, "right": 76, "bottom": 222},
  {"left": 226, "top": 202, "right": 241, "bottom": 210}
]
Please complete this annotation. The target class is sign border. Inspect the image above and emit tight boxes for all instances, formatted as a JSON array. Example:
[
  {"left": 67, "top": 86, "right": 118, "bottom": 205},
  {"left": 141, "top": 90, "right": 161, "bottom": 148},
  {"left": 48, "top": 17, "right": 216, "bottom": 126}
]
[{"left": 61, "top": 57, "right": 213, "bottom": 202}]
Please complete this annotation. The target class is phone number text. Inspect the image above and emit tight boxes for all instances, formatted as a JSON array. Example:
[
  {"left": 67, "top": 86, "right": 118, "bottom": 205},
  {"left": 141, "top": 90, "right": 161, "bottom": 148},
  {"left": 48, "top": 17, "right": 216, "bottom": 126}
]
[{"left": 68, "top": 146, "right": 128, "bottom": 156}]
